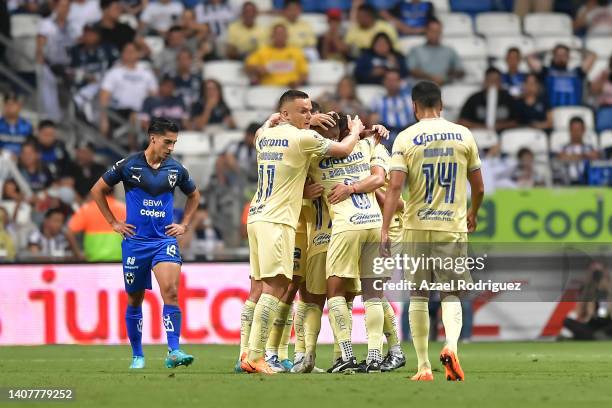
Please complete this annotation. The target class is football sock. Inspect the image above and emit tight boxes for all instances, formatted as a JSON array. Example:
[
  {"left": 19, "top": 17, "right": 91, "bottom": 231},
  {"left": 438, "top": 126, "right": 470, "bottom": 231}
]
[
  {"left": 248, "top": 294, "right": 279, "bottom": 361},
  {"left": 293, "top": 300, "right": 307, "bottom": 358},
  {"left": 441, "top": 295, "right": 462, "bottom": 353},
  {"left": 278, "top": 303, "right": 293, "bottom": 361},
  {"left": 239, "top": 299, "right": 256, "bottom": 357},
  {"left": 364, "top": 298, "right": 384, "bottom": 363},
  {"left": 332, "top": 301, "right": 353, "bottom": 361},
  {"left": 125, "top": 305, "right": 143, "bottom": 357},
  {"left": 162, "top": 304, "right": 181, "bottom": 352},
  {"left": 382, "top": 297, "right": 402, "bottom": 355},
  {"left": 304, "top": 303, "right": 322, "bottom": 354},
  {"left": 409, "top": 297, "right": 431, "bottom": 370},
  {"left": 265, "top": 301, "right": 290, "bottom": 357},
  {"left": 327, "top": 296, "right": 354, "bottom": 361}
]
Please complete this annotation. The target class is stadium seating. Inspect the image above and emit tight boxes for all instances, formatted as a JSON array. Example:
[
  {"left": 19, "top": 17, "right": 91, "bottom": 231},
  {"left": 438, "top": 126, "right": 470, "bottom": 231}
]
[
  {"left": 549, "top": 130, "right": 599, "bottom": 153},
  {"left": 534, "top": 35, "right": 583, "bottom": 53},
  {"left": 307, "top": 61, "right": 346, "bottom": 86},
  {"left": 222, "top": 86, "right": 247, "bottom": 110},
  {"left": 441, "top": 84, "right": 480, "bottom": 121},
  {"left": 485, "top": 35, "right": 535, "bottom": 59},
  {"left": 552, "top": 107, "right": 595, "bottom": 131},
  {"left": 438, "top": 13, "right": 473, "bottom": 36},
  {"left": 230, "top": 0, "right": 273, "bottom": 12},
  {"left": 475, "top": 12, "right": 521, "bottom": 37},
  {"left": 302, "top": 85, "right": 333, "bottom": 100},
  {"left": 524, "top": 13, "right": 573, "bottom": 37},
  {"left": 204, "top": 61, "right": 249, "bottom": 86},
  {"left": 118, "top": 13, "right": 138, "bottom": 30},
  {"left": 430, "top": 0, "right": 451, "bottom": 13},
  {"left": 355, "top": 85, "right": 385, "bottom": 107},
  {"left": 181, "top": 155, "right": 215, "bottom": 190},
  {"left": 585, "top": 36, "right": 612, "bottom": 60},
  {"left": 588, "top": 58, "right": 609, "bottom": 81},
  {"left": 462, "top": 59, "right": 489, "bottom": 84},
  {"left": 10, "top": 14, "right": 40, "bottom": 37},
  {"left": 213, "top": 130, "right": 246, "bottom": 154},
  {"left": 398, "top": 36, "right": 426, "bottom": 56},
  {"left": 8, "top": 14, "right": 40, "bottom": 73},
  {"left": 301, "top": 13, "right": 329, "bottom": 37},
  {"left": 471, "top": 129, "right": 499, "bottom": 150},
  {"left": 246, "top": 86, "right": 288, "bottom": 110},
  {"left": 500, "top": 128, "right": 548, "bottom": 157},
  {"left": 256, "top": 14, "right": 276, "bottom": 27},
  {"left": 443, "top": 36, "right": 487, "bottom": 60},
  {"left": 174, "top": 131, "right": 213, "bottom": 155},
  {"left": 232, "top": 109, "right": 273, "bottom": 129},
  {"left": 600, "top": 130, "right": 612, "bottom": 150}
]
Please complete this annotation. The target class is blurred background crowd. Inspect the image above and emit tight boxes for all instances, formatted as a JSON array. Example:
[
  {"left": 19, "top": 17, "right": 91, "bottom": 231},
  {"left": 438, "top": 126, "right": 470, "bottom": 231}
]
[{"left": 0, "top": 0, "right": 611, "bottom": 262}]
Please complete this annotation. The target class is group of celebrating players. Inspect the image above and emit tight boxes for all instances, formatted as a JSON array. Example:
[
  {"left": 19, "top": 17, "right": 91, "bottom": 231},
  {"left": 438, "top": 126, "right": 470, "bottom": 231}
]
[{"left": 91, "top": 80, "right": 484, "bottom": 381}]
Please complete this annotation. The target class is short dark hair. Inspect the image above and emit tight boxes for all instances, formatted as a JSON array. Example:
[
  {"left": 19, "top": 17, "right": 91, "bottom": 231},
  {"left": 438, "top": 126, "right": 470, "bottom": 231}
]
[
  {"left": 427, "top": 17, "right": 441, "bottom": 27},
  {"left": 507, "top": 47, "right": 520, "bottom": 55},
  {"left": 148, "top": 118, "right": 180, "bottom": 136},
  {"left": 411, "top": 80, "right": 442, "bottom": 108},
  {"left": 45, "top": 208, "right": 64, "bottom": 219},
  {"left": 38, "top": 119, "right": 56, "bottom": 130},
  {"left": 246, "top": 123, "right": 261, "bottom": 135},
  {"left": 3, "top": 92, "right": 22, "bottom": 103},
  {"left": 485, "top": 66, "right": 502, "bottom": 77},
  {"left": 284, "top": 0, "right": 301, "bottom": 7},
  {"left": 100, "top": 0, "right": 119, "bottom": 10},
  {"left": 311, "top": 100, "right": 321, "bottom": 114},
  {"left": 569, "top": 116, "right": 585, "bottom": 127},
  {"left": 278, "top": 90, "right": 309, "bottom": 109},
  {"left": 553, "top": 44, "right": 570, "bottom": 54},
  {"left": 517, "top": 147, "right": 533, "bottom": 159},
  {"left": 357, "top": 4, "right": 376, "bottom": 16}
]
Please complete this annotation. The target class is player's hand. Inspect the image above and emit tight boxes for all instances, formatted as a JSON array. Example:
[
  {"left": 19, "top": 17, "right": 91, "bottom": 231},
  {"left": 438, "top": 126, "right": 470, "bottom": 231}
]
[
  {"left": 310, "top": 113, "right": 336, "bottom": 130},
  {"left": 304, "top": 182, "right": 324, "bottom": 199},
  {"left": 347, "top": 115, "right": 365, "bottom": 136},
  {"left": 467, "top": 210, "right": 477, "bottom": 233},
  {"left": 266, "top": 112, "right": 282, "bottom": 127},
  {"left": 165, "top": 223, "right": 188, "bottom": 237},
  {"left": 371, "top": 124, "right": 390, "bottom": 141},
  {"left": 379, "top": 230, "right": 391, "bottom": 258},
  {"left": 112, "top": 221, "right": 136, "bottom": 238},
  {"left": 328, "top": 183, "right": 353, "bottom": 204}
]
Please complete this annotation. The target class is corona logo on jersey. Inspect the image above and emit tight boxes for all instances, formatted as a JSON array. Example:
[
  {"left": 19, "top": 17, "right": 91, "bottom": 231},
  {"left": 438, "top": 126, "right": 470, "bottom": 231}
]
[
  {"left": 258, "top": 138, "right": 289, "bottom": 149},
  {"left": 318, "top": 151, "right": 365, "bottom": 169},
  {"left": 412, "top": 132, "right": 463, "bottom": 146}
]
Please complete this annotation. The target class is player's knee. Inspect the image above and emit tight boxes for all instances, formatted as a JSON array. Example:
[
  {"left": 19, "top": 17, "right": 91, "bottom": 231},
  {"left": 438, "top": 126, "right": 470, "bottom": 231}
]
[{"left": 162, "top": 284, "right": 179, "bottom": 303}]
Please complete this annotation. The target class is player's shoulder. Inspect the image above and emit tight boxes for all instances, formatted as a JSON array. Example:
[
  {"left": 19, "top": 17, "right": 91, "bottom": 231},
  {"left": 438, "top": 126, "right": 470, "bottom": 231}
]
[{"left": 111, "top": 152, "right": 142, "bottom": 171}]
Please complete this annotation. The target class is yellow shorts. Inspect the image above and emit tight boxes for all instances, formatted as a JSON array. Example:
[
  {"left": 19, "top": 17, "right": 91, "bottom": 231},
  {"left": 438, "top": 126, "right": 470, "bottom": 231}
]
[
  {"left": 305, "top": 252, "right": 326, "bottom": 295},
  {"left": 293, "top": 230, "right": 308, "bottom": 279},
  {"left": 247, "top": 221, "right": 295, "bottom": 281},
  {"left": 403, "top": 229, "right": 471, "bottom": 289},
  {"left": 388, "top": 225, "right": 404, "bottom": 257},
  {"left": 327, "top": 228, "right": 381, "bottom": 280}
]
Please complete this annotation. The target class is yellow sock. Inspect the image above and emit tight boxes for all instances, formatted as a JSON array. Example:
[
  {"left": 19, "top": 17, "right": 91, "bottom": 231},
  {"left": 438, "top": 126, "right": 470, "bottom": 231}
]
[
  {"left": 382, "top": 298, "right": 401, "bottom": 352},
  {"left": 441, "top": 295, "right": 462, "bottom": 353},
  {"left": 347, "top": 300, "right": 354, "bottom": 338},
  {"left": 364, "top": 298, "right": 384, "bottom": 363},
  {"left": 327, "top": 296, "right": 354, "bottom": 361},
  {"left": 265, "top": 301, "right": 290, "bottom": 356},
  {"left": 239, "top": 299, "right": 256, "bottom": 357},
  {"left": 304, "top": 303, "right": 322, "bottom": 354},
  {"left": 293, "top": 300, "right": 307, "bottom": 356},
  {"left": 248, "top": 294, "right": 279, "bottom": 361},
  {"left": 333, "top": 300, "right": 353, "bottom": 361},
  {"left": 409, "top": 296, "right": 431, "bottom": 370},
  {"left": 278, "top": 303, "right": 293, "bottom": 361}
]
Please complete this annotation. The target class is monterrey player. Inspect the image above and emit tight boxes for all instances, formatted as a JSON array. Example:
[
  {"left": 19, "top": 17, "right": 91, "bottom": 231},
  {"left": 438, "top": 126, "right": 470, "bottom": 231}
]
[{"left": 91, "top": 118, "right": 200, "bottom": 369}]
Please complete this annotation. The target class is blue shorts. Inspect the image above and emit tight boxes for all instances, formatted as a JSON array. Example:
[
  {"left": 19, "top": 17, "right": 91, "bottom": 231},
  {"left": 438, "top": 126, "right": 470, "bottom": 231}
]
[{"left": 121, "top": 238, "right": 182, "bottom": 293}]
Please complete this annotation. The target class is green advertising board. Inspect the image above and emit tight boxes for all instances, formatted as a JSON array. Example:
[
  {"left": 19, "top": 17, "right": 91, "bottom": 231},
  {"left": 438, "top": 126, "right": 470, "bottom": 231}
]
[{"left": 470, "top": 188, "right": 612, "bottom": 242}]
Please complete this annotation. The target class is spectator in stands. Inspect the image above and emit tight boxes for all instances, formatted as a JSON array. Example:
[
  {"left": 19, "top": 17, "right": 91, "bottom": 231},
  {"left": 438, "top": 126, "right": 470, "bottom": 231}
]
[
  {"left": 370, "top": 69, "right": 414, "bottom": 149},
  {"left": 36, "top": 0, "right": 79, "bottom": 122},
  {"left": 318, "top": 8, "right": 349, "bottom": 61},
  {"left": 140, "top": 0, "right": 184, "bottom": 36},
  {"left": 513, "top": 0, "right": 552, "bottom": 17},
  {"left": 17, "top": 141, "right": 54, "bottom": 198},
  {"left": 354, "top": 32, "right": 408, "bottom": 85},
  {"left": 68, "top": 0, "right": 102, "bottom": 37},
  {"left": 179, "top": 205, "right": 224, "bottom": 261},
  {"left": 319, "top": 76, "right": 368, "bottom": 119},
  {"left": 245, "top": 24, "right": 308, "bottom": 87},
  {"left": 0, "top": 1, "right": 8, "bottom": 64},
  {"left": 574, "top": 0, "right": 612, "bottom": 37},
  {"left": 179, "top": 8, "right": 214, "bottom": 61},
  {"left": 558, "top": 117, "right": 599, "bottom": 185},
  {"left": 590, "top": 55, "right": 612, "bottom": 132},
  {"left": 274, "top": 0, "right": 318, "bottom": 60},
  {"left": 458, "top": 67, "right": 519, "bottom": 132},
  {"left": 99, "top": 42, "right": 158, "bottom": 139},
  {"left": 191, "top": 79, "right": 235, "bottom": 130},
  {"left": 95, "top": 0, "right": 149, "bottom": 55},
  {"left": 195, "top": 0, "right": 235, "bottom": 38},
  {"left": 226, "top": 1, "right": 265, "bottom": 60},
  {"left": 140, "top": 75, "right": 188, "bottom": 131},
  {"left": 215, "top": 123, "right": 258, "bottom": 187},
  {"left": 10, "top": 0, "right": 47, "bottom": 14},
  {"left": 67, "top": 187, "right": 126, "bottom": 261},
  {"left": 27, "top": 208, "right": 82, "bottom": 260},
  {"left": 35, "top": 120, "right": 73, "bottom": 180},
  {"left": 527, "top": 44, "right": 597, "bottom": 108},
  {"left": 407, "top": 18, "right": 464, "bottom": 85},
  {"left": 70, "top": 142, "right": 106, "bottom": 199},
  {"left": 516, "top": 73, "right": 553, "bottom": 131},
  {"left": 345, "top": 2, "right": 398, "bottom": 59},
  {"left": 172, "top": 48, "right": 203, "bottom": 113},
  {"left": 0, "top": 206, "right": 16, "bottom": 261},
  {"left": 511, "top": 148, "right": 547, "bottom": 188},
  {"left": 502, "top": 47, "right": 527, "bottom": 98},
  {"left": 380, "top": 0, "right": 434, "bottom": 36},
  {"left": 0, "top": 93, "right": 33, "bottom": 158},
  {"left": 153, "top": 25, "right": 188, "bottom": 76}
]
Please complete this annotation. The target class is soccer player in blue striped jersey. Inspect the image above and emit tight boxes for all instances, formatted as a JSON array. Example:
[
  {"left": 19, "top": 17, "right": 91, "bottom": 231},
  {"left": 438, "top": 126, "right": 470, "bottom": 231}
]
[{"left": 91, "top": 118, "right": 201, "bottom": 370}]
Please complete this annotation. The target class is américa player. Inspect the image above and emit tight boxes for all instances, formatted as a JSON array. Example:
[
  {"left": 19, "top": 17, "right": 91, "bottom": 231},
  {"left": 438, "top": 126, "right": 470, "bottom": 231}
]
[{"left": 90, "top": 118, "right": 201, "bottom": 369}]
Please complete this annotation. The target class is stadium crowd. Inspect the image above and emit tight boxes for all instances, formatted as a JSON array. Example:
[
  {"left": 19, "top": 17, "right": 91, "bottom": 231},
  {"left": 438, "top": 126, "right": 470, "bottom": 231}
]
[{"left": 0, "top": 0, "right": 611, "bottom": 261}]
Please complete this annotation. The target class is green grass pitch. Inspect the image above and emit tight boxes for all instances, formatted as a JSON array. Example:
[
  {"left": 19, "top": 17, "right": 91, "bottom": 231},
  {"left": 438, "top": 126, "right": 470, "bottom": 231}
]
[{"left": 0, "top": 342, "right": 611, "bottom": 407}]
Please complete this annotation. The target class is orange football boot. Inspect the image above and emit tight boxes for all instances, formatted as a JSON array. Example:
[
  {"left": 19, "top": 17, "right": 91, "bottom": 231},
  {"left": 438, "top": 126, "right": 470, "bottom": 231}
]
[
  {"left": 440, "top": 346, "right": 465, "bottom": 381},
  {"left": 241, "top": 356, "right": 276, "bottom": 375},
  {"left": 410, "top": 369, "right": 434, "bottom": 381}
]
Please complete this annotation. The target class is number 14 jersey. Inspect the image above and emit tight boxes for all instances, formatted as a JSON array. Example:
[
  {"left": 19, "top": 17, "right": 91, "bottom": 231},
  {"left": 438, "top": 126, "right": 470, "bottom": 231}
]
[{"left": 390, "top": 117, "right": 481, "bottom": 233}]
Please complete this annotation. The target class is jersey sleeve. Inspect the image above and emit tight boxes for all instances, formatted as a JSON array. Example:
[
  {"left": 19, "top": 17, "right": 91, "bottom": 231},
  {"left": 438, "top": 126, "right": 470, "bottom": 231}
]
[
  {"left": 298, "top": 130, "right": 331, "bottom": 157},
  {"left": 466, "top": 132, "right": 482, "bottom": 172},
  {"left": 102, "top": 157, "right": 128, "bottom": 186},
  {"left": 371, "top": 143, "right": 389, "bottom": 174},
  {"left": 178, "top": 165, "right": 197, "bottom": 195},
  {"left": 390, "top": 134, "right": 409, "bottom": 173}
]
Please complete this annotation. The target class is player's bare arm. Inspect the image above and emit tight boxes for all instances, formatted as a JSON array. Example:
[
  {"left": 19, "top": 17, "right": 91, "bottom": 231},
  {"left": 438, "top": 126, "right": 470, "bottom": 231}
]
[
  {"left": 466, "top": 169, "right": 484, "bottom": 233},
  {"left": 325, "top": 115, "right": 365, "bottom": 157},
  {"left": 328, "top": 165, "right": 385, "bottom": 205},
  {"left": 375, "top": 189, "right": 404, "bottom": 213},
  {"left": 165, "top": 189, "right": 201, "bottom": 237},
  {"left": 380, "top": 170, "right": 406, "bottom": 257},
  {"left": 91, "top": 178, "right": 135, "bottom": 238}
]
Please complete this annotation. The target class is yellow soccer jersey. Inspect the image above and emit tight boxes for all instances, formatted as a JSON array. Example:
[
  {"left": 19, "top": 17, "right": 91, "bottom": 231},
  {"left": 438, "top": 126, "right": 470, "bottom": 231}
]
[
  {"left": 309, "top": 138, "right": 383, "bottom": 234},
  {"left": 248, "top": 123, "right": 331, "bottom": 229},
  {"left": 305, "top": 197, "right": 332, "bottom": 257},
  {"left": 390, "top": 117, "right": 481, "bottom": 233},
  {"left": 371, "top": 144, "right": 403, "bottom": 231}
]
